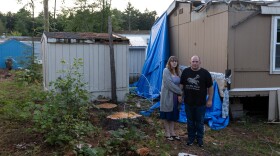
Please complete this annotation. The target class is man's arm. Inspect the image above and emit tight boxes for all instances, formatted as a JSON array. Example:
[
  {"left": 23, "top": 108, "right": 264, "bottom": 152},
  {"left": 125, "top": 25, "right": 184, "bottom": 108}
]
[{"left": 206, "top": 85, "right": 213, "bottom": 107}]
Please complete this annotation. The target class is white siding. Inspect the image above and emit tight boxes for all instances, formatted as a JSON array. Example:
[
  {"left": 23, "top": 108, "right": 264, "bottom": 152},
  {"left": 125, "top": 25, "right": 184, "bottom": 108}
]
[{"left": 42, "top": 35, "right": 129, "bottom": 101}]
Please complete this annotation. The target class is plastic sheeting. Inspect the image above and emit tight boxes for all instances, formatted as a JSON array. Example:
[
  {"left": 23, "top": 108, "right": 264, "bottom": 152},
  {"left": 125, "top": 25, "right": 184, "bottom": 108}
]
[
  {"left": 0, "top": 39, "right": 32, "bottom": 69},
  {"left": 205, "top": 81, "right": 229, "bottom": 130},
  {"left": 135, "top": 13, "right": 170, "bottom": 99},
  {"left": 140, "top": 81, "right": 229, "bottom": 130}
]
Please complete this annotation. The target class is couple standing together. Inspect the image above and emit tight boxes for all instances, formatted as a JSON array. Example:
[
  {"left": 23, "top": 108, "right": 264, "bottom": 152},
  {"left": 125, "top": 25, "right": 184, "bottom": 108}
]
[{"left": 160, "top": 55, "right": 213, "bottom": 147}]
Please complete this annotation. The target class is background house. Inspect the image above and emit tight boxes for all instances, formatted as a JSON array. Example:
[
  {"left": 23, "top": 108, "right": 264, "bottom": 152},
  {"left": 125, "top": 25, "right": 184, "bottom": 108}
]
[
  {"left": 119, "top": 31, "right": 150, "bottom": 83},
  {"left": 41, "top": 32, "right": 129, "bottom": 101},
  {"left": 166, "top": 0, "right": 280, "bottom": 121}
]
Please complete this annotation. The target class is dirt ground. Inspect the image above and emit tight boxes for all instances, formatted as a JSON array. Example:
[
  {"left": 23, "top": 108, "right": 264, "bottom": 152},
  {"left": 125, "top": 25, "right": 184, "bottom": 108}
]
[
  {"left": 0, "top": 69, "right": 14, "bottom": 81},
  {"left": 0, "top": 70, "right": 279, "bottom": 156}
]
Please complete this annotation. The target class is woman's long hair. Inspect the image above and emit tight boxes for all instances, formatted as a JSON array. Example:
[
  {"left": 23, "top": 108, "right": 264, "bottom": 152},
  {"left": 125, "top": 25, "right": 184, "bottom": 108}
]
[{"left": 166, "top": 56, "right": 179, "bottom": 76}]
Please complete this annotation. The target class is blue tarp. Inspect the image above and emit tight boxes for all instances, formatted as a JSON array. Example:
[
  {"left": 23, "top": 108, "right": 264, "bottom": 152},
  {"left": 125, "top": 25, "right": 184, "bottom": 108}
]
[
  {"left": 0, "top": 39, "right": 32, "bottom": 69},
  {"left": 205, "top": 82, "right": 229, "bottom": 130},
  {"left": 140, "top": 81, "right": 229, "bottom": 130},
  {"left": 135, "top": 13, "right": 170, "bottom": 99}
]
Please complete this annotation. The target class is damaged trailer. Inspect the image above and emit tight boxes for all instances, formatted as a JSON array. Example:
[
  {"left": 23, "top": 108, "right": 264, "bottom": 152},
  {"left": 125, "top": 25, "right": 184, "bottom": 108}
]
[{"left": 166, "top": 0, "right": 280, "bottom": 121}]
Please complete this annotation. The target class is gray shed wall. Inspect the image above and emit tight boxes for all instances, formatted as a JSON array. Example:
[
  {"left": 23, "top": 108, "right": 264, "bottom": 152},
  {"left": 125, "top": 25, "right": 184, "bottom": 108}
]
[{"left": 42, "top": 35, "right": 129, "bottom": 101}]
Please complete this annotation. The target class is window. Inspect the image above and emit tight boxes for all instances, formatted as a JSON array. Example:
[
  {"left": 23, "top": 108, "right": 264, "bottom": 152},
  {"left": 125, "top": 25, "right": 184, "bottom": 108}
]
[{"left": 270, "top": 16, "right": 280, "bottom": 74}]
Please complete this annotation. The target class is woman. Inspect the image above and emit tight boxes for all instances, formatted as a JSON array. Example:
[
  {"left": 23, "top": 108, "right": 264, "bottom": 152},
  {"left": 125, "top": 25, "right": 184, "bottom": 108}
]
[{"left": 160, "top": 56, "right": 182, "bottom": 141}]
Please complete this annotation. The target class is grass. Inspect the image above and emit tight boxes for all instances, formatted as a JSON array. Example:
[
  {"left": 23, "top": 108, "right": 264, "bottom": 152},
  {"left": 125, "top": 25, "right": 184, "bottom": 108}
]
[
  {"left": 206, "top": 117, "right": 280, "bottom": 156},
  {"left": 0, "top": 71, "right": 280, "bottom": 155}
]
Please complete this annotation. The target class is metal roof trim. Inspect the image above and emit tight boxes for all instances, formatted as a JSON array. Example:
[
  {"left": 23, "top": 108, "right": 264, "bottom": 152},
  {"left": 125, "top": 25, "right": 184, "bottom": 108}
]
[{"left": 43, "top": 32, "right": 129, "bottom": 41}]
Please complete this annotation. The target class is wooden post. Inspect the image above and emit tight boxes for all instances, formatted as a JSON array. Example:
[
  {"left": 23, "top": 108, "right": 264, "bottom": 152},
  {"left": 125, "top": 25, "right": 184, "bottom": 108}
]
[
  {"left": 268, "top": 91, "right": 277, "bottom": 121},
  {"left": 108, "top": 16, "right": 117, "bottom": 103},
  {"left": 277, "top": 89, "right": 280, "bottom": 121}
]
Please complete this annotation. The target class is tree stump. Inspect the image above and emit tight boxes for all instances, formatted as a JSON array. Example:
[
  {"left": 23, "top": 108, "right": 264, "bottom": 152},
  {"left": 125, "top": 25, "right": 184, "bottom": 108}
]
[{"left": 107, "top": 112, "right": 142, "bottom": 120}]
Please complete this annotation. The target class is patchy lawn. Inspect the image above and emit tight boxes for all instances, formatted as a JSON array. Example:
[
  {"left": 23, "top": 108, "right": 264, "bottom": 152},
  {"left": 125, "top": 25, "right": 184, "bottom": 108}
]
[{"left": 0, "top": 70, "right": 279, "bottom": 156}]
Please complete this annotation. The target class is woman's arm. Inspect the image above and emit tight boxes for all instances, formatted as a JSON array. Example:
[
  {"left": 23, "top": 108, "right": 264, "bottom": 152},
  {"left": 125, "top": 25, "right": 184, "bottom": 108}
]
[{"left": 162, "top": 68, "right": 182, "bottom": 95}]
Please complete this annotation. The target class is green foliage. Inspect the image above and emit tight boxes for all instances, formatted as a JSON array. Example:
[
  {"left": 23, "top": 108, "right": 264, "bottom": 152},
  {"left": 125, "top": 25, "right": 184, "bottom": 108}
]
[
  {"left": 15, "top": 68, "right": 43, "bottom": 85},
  {"left": 122, "top": 2, "right": 141, "bottom": 31},
  {"left": 10, "top": 31, "right": 22, "bottom": 36},
  {"left": 102, "top": 126, "right": 146, "bottom": 155},
  {"left": 0, "top": 1, "right": 157, "bottom": 35},
  {"left": 75, "top": 143, "right": 106, "bottom": 156},
  {"left": 0, "top": 79, "right": 44, "bottom": 121},
  {"left": 14, "top": 8, "right": 33, "bottom": 36},
  {"left": 0, "top": 20, "right": 6, "bottom": 34},
  {"left": 14, "top": 43, "right": 43, "bottom": 85},
  {"left": 32, "top": 58, "right": 94, "bottom": 146}
]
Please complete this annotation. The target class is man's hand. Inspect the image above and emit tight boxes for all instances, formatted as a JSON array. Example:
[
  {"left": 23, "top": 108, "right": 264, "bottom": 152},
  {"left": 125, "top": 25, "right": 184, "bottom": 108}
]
[
  {"left": 206, "top": 99, "right": 212, "bottom": 107},
  {"left": 178, "top": 96, "right": 182, "bottom": 103}
]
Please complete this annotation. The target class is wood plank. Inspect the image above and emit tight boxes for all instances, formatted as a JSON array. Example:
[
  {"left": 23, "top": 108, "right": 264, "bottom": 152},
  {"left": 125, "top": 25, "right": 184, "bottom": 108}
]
[
  {"left": 268, "top": 91, "right": 277, "bottom": 121},
  {"left": 277, "top": 89, "right": 280, "bottom": 120}
]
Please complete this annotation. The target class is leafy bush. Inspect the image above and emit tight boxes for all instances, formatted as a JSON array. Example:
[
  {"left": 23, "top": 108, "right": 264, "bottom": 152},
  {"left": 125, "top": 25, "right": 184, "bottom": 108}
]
[
  {"left": 15, "top": 64, "right": 43, "bottom": 85},
  {"left": 32, "top": 58, "right": 94, "bottom": 146}
]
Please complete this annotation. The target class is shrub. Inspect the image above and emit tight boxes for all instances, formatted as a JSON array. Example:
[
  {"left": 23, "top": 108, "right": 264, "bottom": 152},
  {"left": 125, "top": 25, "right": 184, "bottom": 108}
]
[{"left": 32, "top": 58, "right": 94, "bottom": 146}]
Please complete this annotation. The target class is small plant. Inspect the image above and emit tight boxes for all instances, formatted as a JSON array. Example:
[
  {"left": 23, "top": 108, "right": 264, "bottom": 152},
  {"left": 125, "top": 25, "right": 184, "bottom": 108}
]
[
  {"left": 101, "top": 126, "right": 146, "bottom": 155},
  {"left": 32, "top": 58, "right": 94, "bottom": 146},
  {"left": 74, "top": 143, "right": 105, "bottom": 156}
]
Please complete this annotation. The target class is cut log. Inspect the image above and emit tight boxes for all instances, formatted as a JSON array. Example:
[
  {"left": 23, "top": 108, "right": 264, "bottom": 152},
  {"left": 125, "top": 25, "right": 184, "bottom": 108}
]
[
  {"left": 107, "top": 112, "right": 142, "bottom": 120},
  {"left": 96, "top": 103, "right": 117, "bottom": 109}
]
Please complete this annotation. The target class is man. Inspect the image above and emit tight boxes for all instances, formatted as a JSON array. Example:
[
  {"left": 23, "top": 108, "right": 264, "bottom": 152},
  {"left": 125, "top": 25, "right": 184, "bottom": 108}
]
[{"left": 180, "top": 55, "right": 213, "bottom": 147}]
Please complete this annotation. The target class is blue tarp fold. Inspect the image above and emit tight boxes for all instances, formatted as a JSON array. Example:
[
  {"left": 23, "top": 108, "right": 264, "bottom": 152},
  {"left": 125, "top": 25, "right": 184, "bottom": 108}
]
[
  {"left": 135, "top": 13, "right": 170, "bottom": 99},
  {"left": 205, "top": 82, "right": 229, "bottom": 130}
]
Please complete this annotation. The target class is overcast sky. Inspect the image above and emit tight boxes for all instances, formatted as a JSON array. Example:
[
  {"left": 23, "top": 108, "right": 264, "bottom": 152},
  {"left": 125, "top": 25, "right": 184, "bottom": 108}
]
[{"left": 0, "top": 0, "right": 174, "bottom": 17}]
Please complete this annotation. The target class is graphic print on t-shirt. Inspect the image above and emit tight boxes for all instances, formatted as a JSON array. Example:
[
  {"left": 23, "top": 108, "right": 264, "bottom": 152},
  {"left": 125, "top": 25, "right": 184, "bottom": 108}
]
[{"left": 186, "top": 75, "right": 200, "bottom": 91}]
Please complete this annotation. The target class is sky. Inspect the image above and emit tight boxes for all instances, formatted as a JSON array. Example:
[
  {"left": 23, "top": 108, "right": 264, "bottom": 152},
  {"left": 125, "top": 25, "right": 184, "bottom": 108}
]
[{"left": 0, "top": 0, "right": 174, "bottom": 17}]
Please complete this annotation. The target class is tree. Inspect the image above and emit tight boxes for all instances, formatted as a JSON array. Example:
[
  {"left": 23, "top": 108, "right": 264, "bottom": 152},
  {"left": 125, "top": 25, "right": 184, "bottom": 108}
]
[
  {"left": 137, "top": 9, "right": 156, "bottom": 30},
  {"left": 0, "top": 13, "right": 6, "bottom": 35},
  {"left": 14, "top": 8, "right": 32, "bottom": 36},
  {"left": 43, "top": 0, "right": 49, "bottom": 32},
  {"left": 99, "top": 0, "right": 111, "bottom": 32},
  {"left": 5, "top": 12, "right": 16, "bottom": 33},
  {"left": 0, "top": 20, "right": 6, "bottom": 35},
  {"left": 111, "top": 9, "right": 124, "bottom": 31},
  {"left": 108, "top": 16, "right": 117, "bottom": 103},
  {"left": 34, "top": 12, "right": 45, "bottom": 36},
  {"left": 123, "top": 2, "right": 140, "bottom": 31}
]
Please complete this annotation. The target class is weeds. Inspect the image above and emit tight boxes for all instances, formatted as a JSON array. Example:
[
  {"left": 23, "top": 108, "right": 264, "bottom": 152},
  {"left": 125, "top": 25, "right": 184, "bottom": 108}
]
[{"left": 32, "top": 58, "right": 94, "bottom": 146}]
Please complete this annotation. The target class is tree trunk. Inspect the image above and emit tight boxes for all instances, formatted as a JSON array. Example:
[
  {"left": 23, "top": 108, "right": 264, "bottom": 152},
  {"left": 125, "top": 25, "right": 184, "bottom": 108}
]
[
  {"left": 108, "top": 16, "right": 117, "bottom": 103},
  {"left": 31, "top": 0, "right": 35, "bottom": 65},
  {"left": 53, "top": 0, "right": 56, "bottom": 31},
  {"left": 44, "top": 0, "right": 49, "bottom": 32}
]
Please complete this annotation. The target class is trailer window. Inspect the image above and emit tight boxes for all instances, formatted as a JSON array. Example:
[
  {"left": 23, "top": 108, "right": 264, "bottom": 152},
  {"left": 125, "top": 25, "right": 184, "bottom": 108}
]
[{"left": 270, "top": 16, "right": 280, "bottom": 74}]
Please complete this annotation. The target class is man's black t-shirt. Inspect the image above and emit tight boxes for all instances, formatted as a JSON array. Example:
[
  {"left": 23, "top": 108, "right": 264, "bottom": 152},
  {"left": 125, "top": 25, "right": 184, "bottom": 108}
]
[{"left": 180, "top": 67, "right": 213, "bottom": 106}]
